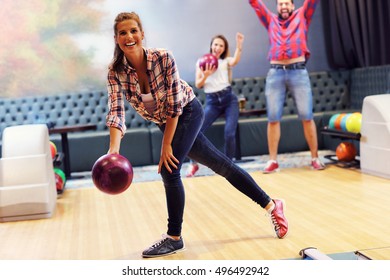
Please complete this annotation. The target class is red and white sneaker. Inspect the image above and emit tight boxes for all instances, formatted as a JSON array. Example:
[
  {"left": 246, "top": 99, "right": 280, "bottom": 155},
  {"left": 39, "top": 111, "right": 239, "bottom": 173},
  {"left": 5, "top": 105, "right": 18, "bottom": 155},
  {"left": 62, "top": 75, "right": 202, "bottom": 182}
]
[
  {"left": 186, "top": 163, "right": 199, "bottom": 177},
  {"left": 269, "top": 199, "right": 288, "bottom": 239},
  {"left": 263, "top": 160, "right": 279, "bottom": 174},
  {"left": 311, "top": 158, "right": 325, "bottom": 170}
]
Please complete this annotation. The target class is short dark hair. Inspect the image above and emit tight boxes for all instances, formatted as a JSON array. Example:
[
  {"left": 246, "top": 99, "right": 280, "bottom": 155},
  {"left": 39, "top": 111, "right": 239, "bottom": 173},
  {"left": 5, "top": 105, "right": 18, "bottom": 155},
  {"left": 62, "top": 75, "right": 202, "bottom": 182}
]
[{"left": 277, "top": 0, "right": 294, "bottom": 3}]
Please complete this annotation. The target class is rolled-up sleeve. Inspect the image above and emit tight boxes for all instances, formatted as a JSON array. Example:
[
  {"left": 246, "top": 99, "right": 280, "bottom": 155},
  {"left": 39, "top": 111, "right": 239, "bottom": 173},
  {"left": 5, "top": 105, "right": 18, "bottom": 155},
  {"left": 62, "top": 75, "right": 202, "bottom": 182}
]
[
  {"left": 164, "top": 51, "right": 185, "bottom": 119},
  {"left": 106, "top": 69, "right": 127, "bottom": 136}
]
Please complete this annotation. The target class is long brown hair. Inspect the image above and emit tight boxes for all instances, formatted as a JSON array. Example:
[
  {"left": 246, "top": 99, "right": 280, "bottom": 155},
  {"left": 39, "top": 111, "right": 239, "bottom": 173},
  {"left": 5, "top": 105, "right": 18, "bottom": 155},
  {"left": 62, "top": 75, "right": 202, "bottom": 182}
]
[
  {"left": 209, "top": 34, "right": 232, "bottom": 81},
  {"left": 111, "top": 12, "right": 144, "bottom": 73}
]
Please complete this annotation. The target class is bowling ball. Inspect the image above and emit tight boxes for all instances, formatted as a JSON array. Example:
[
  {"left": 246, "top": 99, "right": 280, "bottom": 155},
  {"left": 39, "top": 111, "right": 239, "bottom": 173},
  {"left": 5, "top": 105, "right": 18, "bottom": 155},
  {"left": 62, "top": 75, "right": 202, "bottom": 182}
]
[
  {"left": 334, "top": 113, "right": 346, "bottom": 130},
  {"left": 92, "top": 154, "right": 133, "bottom": 195},
  {"left": 54, "top": 173, "right": 64, "bottom": 193},
  {"left": 54, "top": 167, "right": 66, "bottom": 184},
  {"left": 336, "top": 142, "right": 357, "bottom": 162},
  {"left": 328, "top": 113, "right": 339, "bottom": 129},
  {"left": 198, "top": 53, "right": 218, "bottom": 71},
  {"left": 49, "top": 141, "right": 57, "bottom": 159},
  {"left": 346, "top": 112, "right": 362, "bottom": 133},
  {"left": 340, "top": 113, "right": 352, "bottom": 131}
]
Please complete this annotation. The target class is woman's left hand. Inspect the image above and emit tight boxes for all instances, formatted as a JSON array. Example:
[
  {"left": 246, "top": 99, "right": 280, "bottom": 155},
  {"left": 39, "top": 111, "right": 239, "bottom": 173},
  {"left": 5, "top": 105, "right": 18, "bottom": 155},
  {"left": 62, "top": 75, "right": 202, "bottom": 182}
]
[{"left": 158, "top": 143, "right": 179, "bottom": 174}]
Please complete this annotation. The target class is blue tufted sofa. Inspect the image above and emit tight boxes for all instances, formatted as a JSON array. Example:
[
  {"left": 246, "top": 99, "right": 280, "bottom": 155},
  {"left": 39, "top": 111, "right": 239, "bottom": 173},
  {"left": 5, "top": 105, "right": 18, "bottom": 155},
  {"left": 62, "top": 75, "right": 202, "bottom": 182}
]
[{"left": 1, "top": 65, "right": 389, "bottom": 173}]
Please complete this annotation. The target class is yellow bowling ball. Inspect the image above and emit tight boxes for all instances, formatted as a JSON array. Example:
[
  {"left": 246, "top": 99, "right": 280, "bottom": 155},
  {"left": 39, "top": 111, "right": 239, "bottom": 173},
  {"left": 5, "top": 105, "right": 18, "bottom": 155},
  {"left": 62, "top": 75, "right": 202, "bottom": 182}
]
[{"left": 346, "top": 112, "right": 362, "bottom": 133}]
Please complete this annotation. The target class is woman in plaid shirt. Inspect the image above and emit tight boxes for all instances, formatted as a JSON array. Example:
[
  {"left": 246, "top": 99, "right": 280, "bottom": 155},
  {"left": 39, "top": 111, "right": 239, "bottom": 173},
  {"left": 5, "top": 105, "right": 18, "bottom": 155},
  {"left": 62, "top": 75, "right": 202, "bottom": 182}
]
[{"left": 106, "top": 12, "right": 288, "bottom": 258}]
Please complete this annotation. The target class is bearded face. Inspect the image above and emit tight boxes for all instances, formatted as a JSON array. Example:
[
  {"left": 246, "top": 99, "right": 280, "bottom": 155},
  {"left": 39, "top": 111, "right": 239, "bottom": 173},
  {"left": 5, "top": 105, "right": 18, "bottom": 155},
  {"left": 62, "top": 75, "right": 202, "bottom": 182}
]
[{"left": 277, "top": 0, "right": 295, "bottom": 19}]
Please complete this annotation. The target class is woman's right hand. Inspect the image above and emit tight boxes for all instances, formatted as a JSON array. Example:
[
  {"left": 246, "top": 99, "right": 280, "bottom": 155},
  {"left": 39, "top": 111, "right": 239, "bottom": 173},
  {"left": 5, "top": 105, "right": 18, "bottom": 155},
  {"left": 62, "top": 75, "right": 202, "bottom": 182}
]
[
  {"left": 201, "top": 63, "right": 217, "bottom": 77},
  {"left": 195, "top": 60, "right": 216, "bottom": 88}
]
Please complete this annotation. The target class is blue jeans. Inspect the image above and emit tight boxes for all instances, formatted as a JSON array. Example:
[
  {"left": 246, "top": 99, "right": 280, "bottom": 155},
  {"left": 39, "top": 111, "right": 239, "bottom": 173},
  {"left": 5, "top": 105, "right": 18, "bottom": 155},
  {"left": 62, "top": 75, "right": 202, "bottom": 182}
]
[
  {"left": 158, "top": 98, "right": 271, "bottom": 236},
  {"left": 265, "top": 68, "right": 313, "bottom": 122},
  {"left": 202, "top": 86, "right": 239, "bottom": 159}
]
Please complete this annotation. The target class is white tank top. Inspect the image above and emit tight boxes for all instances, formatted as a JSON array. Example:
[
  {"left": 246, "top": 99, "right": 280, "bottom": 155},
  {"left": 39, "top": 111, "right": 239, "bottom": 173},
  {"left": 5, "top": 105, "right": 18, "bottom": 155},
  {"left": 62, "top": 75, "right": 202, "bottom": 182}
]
[
  {"left": 202, "top": 58, "right": 232, "bottom": 93},
  {"left": 141, "top": 93, "right": 156, "bottom": 114}
]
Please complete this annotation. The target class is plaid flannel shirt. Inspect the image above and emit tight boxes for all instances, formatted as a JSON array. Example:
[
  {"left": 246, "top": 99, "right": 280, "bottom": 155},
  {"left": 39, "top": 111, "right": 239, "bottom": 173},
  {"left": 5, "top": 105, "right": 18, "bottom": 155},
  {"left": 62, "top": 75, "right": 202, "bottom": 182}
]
[
  {"left": 106, "top": 48, "right": 195, "bottom": 135},
  {"left": 249, "top": 0, "right": 320, "bottom": 61}
]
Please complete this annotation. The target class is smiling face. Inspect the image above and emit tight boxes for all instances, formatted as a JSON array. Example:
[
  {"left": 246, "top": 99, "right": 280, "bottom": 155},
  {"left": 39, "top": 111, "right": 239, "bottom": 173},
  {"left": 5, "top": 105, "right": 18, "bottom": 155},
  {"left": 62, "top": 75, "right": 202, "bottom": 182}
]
[
  {"left": 277, "top": 0, "right": 295, "bottom": 19},
  {"left": 211, "top": 38, "right": 226, "bottom": 59},
  {"left": 209, "top": 35, "right": 229, "bottom": 59},
  {"left": 114, "top": 19, "right": 144, "bottom": 56}
]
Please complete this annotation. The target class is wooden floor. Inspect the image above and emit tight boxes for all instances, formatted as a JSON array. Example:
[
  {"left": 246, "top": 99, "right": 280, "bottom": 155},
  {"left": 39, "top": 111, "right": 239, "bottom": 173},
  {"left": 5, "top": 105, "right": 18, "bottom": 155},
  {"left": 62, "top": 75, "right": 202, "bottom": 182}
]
[
  {"left": 1, "top": 164, "right": 390, "bottom": 260},
  {"left": 356, "top": 247, "right": 390, "bottom": 260}
]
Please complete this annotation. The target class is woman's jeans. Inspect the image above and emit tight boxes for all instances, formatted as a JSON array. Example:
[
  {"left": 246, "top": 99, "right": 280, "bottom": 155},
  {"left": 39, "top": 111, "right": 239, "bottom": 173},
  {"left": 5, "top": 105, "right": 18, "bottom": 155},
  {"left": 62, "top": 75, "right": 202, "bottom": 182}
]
[
  {"left": 158, "top": 98, "right": 271, "bottom": 236},
  {"left": 202, "top": 86, "right": 239, "bottom": 159}
]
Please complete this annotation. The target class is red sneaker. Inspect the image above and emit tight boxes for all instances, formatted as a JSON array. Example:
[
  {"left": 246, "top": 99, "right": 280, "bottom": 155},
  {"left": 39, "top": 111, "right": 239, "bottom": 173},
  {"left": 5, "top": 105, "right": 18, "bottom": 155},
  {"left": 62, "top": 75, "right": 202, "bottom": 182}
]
[
  {"left": 263, "top": 160, "right": 279, "bottom": 174},
  {"left": 269, "top": 199, "right": 288, "bottom": 239},
  {"left": 311, "top": 158, "right": 325, "bottom": 170},
  {"left": 186, "top": 163, "right": 199, "bottom": 178}
]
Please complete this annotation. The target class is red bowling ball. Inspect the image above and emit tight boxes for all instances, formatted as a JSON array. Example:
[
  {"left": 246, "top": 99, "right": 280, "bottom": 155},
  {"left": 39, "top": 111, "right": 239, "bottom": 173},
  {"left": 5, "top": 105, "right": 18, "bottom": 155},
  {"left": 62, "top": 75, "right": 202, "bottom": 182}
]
[
  {"left": 54, "top": 173, "right": 64, "bottom": 194},
  {"left": 49, "top": 141, "right": 57, "bottom": 159},
  {"left": 336, "top": 142, "right": 357, "bottom": 162},
  {"left": 92, "top": 154, "right": 133, "bottom": 195},
  {"left": 198, "top": 53, "right": 218, "bottom": 71}
]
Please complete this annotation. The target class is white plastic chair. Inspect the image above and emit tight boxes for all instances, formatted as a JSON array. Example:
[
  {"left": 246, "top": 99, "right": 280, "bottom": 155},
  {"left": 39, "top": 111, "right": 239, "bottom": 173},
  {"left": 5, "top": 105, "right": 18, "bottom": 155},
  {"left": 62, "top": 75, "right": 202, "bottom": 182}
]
[{"left": 0, "top": 124, "right": 57, "bottom": 222}]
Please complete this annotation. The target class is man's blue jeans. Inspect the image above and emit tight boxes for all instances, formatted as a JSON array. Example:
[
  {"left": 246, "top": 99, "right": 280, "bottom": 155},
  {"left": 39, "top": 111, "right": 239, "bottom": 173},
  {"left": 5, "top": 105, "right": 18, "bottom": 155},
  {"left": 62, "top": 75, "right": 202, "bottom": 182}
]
[{"left": 265, "top": 67, "right": 313, "bottom": 122}]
